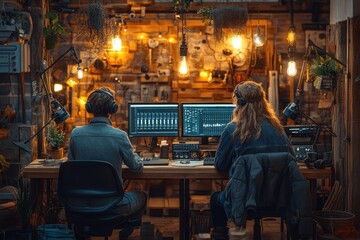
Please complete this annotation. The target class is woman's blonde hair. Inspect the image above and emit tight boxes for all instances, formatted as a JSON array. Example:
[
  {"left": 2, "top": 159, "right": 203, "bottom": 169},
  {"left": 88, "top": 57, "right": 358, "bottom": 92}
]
[{"left": 232, "top": 81, "right": 283, "bottom": 144}]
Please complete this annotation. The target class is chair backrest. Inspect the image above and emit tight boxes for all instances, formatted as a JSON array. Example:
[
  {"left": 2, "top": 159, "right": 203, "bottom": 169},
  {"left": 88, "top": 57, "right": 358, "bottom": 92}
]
[
  {"left": 57, "top": 160, "right": 124, "bottom": 214},
  {"left": 252, "top": 152, "right": 295, "bottom": 209}
]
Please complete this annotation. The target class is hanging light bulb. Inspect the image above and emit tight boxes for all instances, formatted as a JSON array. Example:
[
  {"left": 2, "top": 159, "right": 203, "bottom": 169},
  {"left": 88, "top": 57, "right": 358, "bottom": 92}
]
[
  {"left": 253, "top": 21, "right": 265, "bottom": 47},
  {"left": 77, "top": 64, "right": 83, "bottom": 79},
  {"left": 231, "top": 35, "right": 242, "bottom": 50},
  {"left": 53, "top": 83, "right": 63, "bottom": 92},
  {"left": 178, "top": 8, "right": 189, "bottom": 77},
  {"left": 287, "top": 60, "right": 297, "bottom": 76},
  {"left": 112, "top": 35, "right": 122, "bottom": 51},
  {"left": 179, "top": 38, "right": 189, "bottom": 77}
]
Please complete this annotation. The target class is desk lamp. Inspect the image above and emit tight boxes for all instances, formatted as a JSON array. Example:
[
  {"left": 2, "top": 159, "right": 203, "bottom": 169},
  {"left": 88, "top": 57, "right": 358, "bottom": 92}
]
[
  {"left": 283, "top": 39, "right": 346, "bottom": 138},
  {"left": 13, "top": 47, "right": 81, "bottom": 153}
]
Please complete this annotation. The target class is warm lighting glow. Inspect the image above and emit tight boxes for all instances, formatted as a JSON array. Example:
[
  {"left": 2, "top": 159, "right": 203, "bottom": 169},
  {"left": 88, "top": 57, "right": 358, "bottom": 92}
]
[
  {"left": 78, "top": 96, "right": 87, "bottom": 106},
  {"left": 200, "top": 70, "right": 209, "bottom": 79},
  {"left": 112, "top": 35, "right": 122, "bottom": 51},
  {"left": 178, "top": 56, "right": 189, "bottom": 77},
  {"left": 253, "top": 31, "right": 265, "bottom": 47},
  {"left": 66, "top": 77, "right": 78, "bottom": 88},
  {"left": 77, "top": 65, "right": 83, "bottom": 79},
  {"left": 168, "top": 37, "right": 175, "bottom": 43},
  {"left": 287, "top": 27, "right": 296, "bottom": 45},
  {"left": 287, "top": 60, "right": 297, "bottom": 76},
  {"left": 54, "top": 83, "right": 63, "bottom": 92},
  {"left": 231, "top": 35, "right": 242, "bottom": 50}
]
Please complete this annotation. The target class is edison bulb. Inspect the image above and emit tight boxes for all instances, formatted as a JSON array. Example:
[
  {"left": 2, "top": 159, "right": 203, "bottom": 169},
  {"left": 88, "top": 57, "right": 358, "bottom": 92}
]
[
  {"left": 287, "top": 60, "right": 297, "bottom": 76},
  {"left": 112, "top": 35, "right": 122, "bottom": 51},
  {"left": 178, "top": 56, "right": 189, "bottom": 77}
]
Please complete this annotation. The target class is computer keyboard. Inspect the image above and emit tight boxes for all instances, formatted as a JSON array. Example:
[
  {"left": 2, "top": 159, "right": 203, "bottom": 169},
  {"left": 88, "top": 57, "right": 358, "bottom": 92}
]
[
  {"left": 203, "top": 157, "right": 215, "bottom": 166},
  {"left": 142, "top": 157, "right": 169, "bottom": 166}
]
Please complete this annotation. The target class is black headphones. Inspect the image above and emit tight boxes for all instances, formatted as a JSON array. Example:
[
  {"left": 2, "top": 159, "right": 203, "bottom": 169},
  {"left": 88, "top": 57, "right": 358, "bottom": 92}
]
[
  {"left": 85, "top": 89, "right": 118, "bottom": 114},
  {"left": 304, "top": 158, "right": 332, "bottom": 169},
  {"left": 234, "top": 89, "right": 247, "bottom": 106}
]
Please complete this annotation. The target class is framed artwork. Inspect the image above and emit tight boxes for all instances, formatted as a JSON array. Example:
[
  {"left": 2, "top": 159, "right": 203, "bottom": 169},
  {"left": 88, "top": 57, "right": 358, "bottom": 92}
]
[{"left": 305, "top": 30, "right": 327, "bottom": 49}]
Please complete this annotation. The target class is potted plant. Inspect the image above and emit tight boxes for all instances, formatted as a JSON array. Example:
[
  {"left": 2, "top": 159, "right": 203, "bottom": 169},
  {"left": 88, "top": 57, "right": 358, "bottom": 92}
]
[
  {"left": 15, "top": 178, "right": 35, "bottom": 240},
  {"left": 45, "top": 124, "right": 66, "bottom": 159},
  {"left": 43, "top": 12, "right": 65, "bottom": 50},
  {"left": 309, "top": 55, "right": 343, "bottom": 90}
]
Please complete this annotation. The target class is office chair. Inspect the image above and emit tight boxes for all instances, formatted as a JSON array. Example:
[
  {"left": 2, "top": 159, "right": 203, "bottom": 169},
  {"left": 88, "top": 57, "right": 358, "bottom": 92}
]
[
  {"left": 229, "top": 152, "right": 312, "bottom": 240},
  {"left": 57, "top": 160, "right": 133, "bottom": 240}
]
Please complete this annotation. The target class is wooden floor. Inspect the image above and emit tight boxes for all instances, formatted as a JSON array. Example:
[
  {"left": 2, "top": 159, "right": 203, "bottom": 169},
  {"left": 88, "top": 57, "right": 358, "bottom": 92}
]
[{"left": 93, "top": 215, "right": 285, "bottom": 240}]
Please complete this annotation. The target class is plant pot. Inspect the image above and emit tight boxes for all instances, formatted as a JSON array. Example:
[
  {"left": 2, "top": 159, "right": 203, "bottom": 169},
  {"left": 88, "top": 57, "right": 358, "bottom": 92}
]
[
  {"left": 320, "top": 75, "right": 336, "bottom": 90},
  {"left": 314, "top": 210, "right": 356, "bottom": 238},
  {"left": 46, "top": 147, "right": 64, "bottom": 159},
  {"left": 45, "top": 34, "right": 59, "bottom": 50}
]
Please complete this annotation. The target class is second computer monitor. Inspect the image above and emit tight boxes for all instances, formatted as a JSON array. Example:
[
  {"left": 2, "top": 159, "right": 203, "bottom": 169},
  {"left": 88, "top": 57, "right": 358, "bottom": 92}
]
[
  {"left": 128, "top": 103, "right": 179, "bottom": 137},
  {"left": 182, "top": 103, "right": 236, "bottom": 137}
]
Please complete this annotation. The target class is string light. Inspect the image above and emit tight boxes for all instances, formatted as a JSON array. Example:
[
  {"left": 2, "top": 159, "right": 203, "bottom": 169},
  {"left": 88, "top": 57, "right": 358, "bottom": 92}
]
[{"left": 287, "top": 0, "right": 297, "bottom": 77}]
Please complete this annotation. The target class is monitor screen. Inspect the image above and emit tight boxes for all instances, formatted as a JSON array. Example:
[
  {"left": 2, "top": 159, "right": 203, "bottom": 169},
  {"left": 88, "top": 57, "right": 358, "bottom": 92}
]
[
  {"left": 128, "top": 103, "right": 179, "bottom": 137},
  {"left": 182, "top": 103, "right": 235, "bottom": 137}
]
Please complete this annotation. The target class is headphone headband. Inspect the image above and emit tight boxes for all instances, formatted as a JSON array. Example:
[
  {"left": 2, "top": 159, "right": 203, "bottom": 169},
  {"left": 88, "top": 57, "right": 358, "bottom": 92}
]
[{"left": 85, "top": 88, "right": 118, "bottom": 114}]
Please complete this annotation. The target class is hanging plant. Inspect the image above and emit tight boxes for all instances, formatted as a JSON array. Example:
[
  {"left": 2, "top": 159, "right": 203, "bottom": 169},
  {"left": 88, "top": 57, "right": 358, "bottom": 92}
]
[
  {"left": 43, "top": 12, "right": 65, "bottom": 50},
  {"left": 309, "top": 55, "right": 343, "bottom": 90},
  {"left": 88, "top": 2, "right": 105, "bottom": 35},
  {"left": 173, "top": 0, "right": 193, "bottom": 15},
  {"left": 209, "top": 6, "right": 248, "bottom": 41},
  {"left": 197, "top": 6, "right": 213, "bottom": 26}
]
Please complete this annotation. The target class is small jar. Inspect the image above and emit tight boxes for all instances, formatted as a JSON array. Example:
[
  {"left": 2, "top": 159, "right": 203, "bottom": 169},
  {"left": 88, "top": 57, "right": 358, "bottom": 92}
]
[{"left": 160, "top": 140, "right": 169, "bottom": 159}]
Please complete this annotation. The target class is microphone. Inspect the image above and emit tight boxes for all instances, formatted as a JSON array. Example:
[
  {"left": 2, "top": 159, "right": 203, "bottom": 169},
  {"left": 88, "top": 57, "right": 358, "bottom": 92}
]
[{"left": 282, "top": 97, "right": 300, "bottom": 120}]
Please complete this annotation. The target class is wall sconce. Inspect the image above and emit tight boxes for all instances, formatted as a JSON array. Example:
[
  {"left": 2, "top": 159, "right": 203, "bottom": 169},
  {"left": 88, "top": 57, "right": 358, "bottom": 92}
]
[
  {"left": 253, "top": 20, "right": 265, "bottom": 47},
  {"left": 77, "top": 63, "right": 83, "bottom": 79}
]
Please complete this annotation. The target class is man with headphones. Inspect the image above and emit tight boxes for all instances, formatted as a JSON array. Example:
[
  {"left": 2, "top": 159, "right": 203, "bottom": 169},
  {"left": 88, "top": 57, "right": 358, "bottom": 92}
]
[{"left": 68, "top": 87, "right": 147, "bottom": 240}]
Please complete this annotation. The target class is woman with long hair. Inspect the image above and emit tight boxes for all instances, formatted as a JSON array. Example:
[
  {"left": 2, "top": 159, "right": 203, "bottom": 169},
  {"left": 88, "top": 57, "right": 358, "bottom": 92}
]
[{"left": 210, "top": 80, "right": 294, "bottom": 239}]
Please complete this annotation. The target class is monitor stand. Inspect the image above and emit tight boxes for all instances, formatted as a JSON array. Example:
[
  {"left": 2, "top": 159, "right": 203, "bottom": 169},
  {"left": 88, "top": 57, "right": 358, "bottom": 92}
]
[
  {"left": 201, "top": 137, "right": 209, "bottom": 145},
  {"left": 150, "top": 137, "right": 158, "bottom": 150},
  {"left": 201, "top": 137, "right": 220, "bottom": 145}
]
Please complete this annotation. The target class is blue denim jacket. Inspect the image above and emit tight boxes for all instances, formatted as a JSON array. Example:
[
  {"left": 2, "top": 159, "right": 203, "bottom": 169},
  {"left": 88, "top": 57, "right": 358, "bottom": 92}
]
[
  {"left": 68, "top": 117, "right": 143, "bottom": 186},
  {"left": 214, "top": 121, "right": 294, "bottom": 173}
]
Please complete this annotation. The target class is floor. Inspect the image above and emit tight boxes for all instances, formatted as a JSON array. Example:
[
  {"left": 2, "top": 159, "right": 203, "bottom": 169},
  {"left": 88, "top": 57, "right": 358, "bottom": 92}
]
[{"left": 93, "top": 215, "right": 285, "bottom": 240}]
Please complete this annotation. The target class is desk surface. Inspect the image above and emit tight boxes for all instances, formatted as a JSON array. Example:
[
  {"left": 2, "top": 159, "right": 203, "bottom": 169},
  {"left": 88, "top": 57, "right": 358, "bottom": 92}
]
[{"left": 23, "top": 159, "right": 331, "bottom": 180}]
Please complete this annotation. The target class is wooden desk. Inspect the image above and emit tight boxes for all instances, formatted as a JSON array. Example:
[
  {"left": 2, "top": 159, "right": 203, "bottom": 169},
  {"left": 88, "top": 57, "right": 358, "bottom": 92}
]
[{"left": 23, "top": 160, "right": 331, "bottom": 240}]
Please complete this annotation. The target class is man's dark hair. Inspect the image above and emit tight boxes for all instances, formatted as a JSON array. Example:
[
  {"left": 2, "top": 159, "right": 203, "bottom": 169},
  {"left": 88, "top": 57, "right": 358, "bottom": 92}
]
[{"left": 86, "top": 87, "right": 115, "bottom": 117}]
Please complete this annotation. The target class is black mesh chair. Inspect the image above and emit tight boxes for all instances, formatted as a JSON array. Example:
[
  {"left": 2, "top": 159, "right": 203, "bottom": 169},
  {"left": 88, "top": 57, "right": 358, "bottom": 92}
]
[{"left": 58, "top": 160, "right": 132, "bottom": 240}]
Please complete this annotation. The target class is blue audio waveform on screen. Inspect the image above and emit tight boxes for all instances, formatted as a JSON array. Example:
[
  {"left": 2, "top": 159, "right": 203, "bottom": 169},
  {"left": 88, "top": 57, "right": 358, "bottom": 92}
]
[{"left": 182, "top": 103, "right": 235, "bottom": 137}]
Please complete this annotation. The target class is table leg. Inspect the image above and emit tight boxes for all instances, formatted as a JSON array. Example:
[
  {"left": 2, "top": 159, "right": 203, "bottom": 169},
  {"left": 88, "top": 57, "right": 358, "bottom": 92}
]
[
  {"left": 309, "top": 179, "right": 317, "bottom": 210},
  {"left": 179, "top": 179, "right": 190, "bottom": 240}
]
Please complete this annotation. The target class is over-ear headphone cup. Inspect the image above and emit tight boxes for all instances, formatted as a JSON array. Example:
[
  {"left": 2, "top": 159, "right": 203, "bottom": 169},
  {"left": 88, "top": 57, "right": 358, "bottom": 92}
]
[
  {"left": 85, "top": 102, "right": 93, "bottom": 113},
  {"left": 109, "top": 102, "right": 118, "bottom": 114},
  {"left": 314, "top": 159, "right": 326, "bottom": 169}
]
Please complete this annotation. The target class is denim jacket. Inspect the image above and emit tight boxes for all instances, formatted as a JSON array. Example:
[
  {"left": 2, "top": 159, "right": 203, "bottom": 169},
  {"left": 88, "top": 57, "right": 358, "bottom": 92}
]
[
  {"left": 214, "top": 121, "right": 294, "bottom": 174},
  {"left": 68, "top": 117, "right": 143, "bottom": 186}
]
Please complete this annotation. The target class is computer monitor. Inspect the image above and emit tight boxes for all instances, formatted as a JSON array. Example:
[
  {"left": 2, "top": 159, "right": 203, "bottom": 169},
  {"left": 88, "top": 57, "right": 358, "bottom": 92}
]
[
  {"left": 128, "top": 103, "right": 179, "bottom": 138},
  {"left": 181, "top": 103, "right": 235, "bottom": 139}
]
